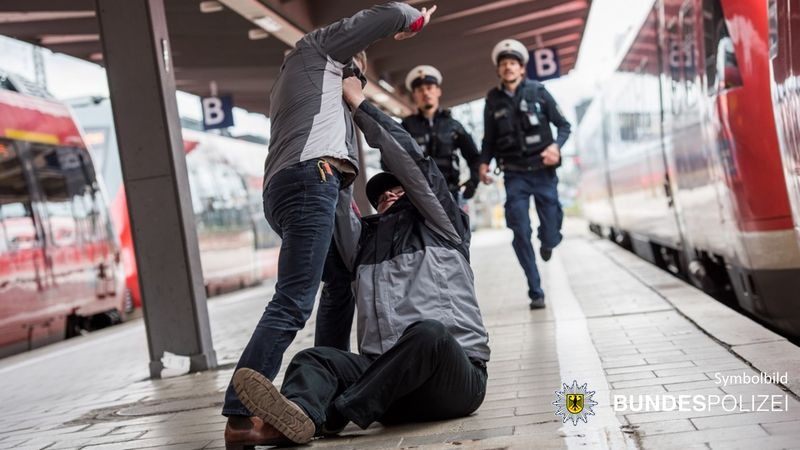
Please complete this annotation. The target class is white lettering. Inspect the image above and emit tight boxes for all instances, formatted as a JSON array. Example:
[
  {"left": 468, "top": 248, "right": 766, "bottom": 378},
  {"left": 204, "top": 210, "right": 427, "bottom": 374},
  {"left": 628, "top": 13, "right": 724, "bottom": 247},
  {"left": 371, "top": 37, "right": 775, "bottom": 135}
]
[
  {"left": 534, "top": 49, "right": 558, "bottom": 78},
  {"left": 202, "top": 97, "right": 225, "bottom": 126}
]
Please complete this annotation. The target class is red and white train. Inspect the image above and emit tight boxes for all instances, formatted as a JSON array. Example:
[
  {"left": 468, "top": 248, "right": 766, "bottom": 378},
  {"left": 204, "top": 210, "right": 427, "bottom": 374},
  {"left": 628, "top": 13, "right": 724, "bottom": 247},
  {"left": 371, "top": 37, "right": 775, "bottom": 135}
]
[
  {"left": 69, "top": 97, "right": 279, "bottom": 309},
  {"left": 769, "top": 0, "right": 800, "bottom": 244},
  {"left": 0, "top": 73, "right": 126, "bottom": 356},
  {"left": 578, "top": 0, "right": 800, "bottom": 337}
]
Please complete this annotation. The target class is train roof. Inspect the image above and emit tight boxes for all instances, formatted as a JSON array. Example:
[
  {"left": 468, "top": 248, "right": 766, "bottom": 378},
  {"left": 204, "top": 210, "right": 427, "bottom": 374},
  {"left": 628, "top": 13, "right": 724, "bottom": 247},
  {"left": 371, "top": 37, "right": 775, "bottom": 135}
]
[{"left": 0, "top": 80, "right": 85, "bottom": 148}]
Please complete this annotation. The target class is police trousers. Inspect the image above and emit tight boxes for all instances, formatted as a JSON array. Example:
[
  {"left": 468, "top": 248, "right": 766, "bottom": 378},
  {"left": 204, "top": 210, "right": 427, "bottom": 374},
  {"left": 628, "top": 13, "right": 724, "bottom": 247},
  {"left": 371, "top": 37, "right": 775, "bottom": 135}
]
[{"left": 504, "top": 168, "right": 563, "bottom": 299}]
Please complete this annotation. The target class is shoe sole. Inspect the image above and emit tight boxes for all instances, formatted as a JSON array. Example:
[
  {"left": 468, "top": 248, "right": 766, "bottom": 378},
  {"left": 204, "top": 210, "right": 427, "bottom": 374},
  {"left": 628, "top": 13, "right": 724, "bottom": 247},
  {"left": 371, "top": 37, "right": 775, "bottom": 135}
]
[{"left": 232, "top": 368, "right": 315, "bottom": 444}]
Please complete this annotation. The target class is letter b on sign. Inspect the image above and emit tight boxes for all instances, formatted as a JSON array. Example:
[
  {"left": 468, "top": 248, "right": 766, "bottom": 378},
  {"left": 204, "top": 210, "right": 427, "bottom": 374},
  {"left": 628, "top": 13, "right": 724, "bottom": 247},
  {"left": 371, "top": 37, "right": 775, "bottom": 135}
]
[
  {"left": 527, "top": 48, "right": 561, "bottom": 81},
  {"left": 201, "top": 95, "right": 234, "bottom": 130}
]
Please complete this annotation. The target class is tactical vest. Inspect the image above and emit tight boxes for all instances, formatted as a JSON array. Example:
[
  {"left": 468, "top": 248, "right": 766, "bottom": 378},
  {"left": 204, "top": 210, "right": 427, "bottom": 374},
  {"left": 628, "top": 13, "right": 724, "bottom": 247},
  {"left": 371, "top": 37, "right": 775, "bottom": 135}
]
[
  {"left": 402, "top": 111, "right": 462, "bottom": 188},
  {"left": 485, "top": 80, "right": 554, "bottom": 169}
]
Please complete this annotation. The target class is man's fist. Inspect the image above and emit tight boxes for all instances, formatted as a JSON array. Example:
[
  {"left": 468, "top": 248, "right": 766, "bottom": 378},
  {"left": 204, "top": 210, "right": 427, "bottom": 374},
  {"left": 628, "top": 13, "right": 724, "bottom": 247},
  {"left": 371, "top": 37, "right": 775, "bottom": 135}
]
[{"left": 342, "top": 76, "right": 366, "bottom": 109}]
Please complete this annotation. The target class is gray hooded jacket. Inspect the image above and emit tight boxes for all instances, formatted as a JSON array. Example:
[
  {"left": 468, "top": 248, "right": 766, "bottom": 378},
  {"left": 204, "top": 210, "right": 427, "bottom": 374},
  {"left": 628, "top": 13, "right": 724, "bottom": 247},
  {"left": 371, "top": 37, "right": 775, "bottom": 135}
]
[
  {"left": 335, "top": 100, "right": 491, "bottom": 363},
  {"left": 263, "top": 2, "right": 423, "bottom": 188}
]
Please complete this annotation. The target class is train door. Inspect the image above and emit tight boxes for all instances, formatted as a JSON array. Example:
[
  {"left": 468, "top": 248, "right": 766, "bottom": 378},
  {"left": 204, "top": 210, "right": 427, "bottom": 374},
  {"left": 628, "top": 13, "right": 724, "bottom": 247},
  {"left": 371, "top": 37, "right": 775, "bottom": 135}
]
[
  {"left": 26, "top": 143, "right": 97, "bottom": 312},
  {"left": 662, "top": 0, "right": 729, "bottom": 263},
  {"left": 769, "top": 0, "right": 800, "bottom": 241},
  {"left": 0, "top": 139, "right": 48, "bottom": 354}
]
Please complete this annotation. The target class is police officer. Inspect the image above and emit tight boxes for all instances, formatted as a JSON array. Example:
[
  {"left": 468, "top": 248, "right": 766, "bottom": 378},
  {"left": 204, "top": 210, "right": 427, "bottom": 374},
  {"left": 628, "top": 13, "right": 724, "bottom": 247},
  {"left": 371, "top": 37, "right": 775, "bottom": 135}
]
[
  {"left": 479, "top": 39, "right": 571, "bottom": 310},
  {"left": 399, "top": 65, "right": 481, "bottom": 201}
]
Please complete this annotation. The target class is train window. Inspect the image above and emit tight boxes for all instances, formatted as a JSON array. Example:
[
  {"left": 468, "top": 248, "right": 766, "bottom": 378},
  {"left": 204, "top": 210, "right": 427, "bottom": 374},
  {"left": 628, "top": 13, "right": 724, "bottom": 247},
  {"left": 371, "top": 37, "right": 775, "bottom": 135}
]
[
  {"left": 0, "top": 141, "right": 39, "bottom": 251},
  {"left": 681, "top": 2, "right": 699, "bottom": 106},
  {"left": 667, "top": 20, "right": 683, "bottom": 116},
  {"left": 0, "top": 74, "right": 16, "bottom": 92},
  {"left": 703, "top": 0, "right": 740, "bottom": 94},
  {"left": 28, "top": 145, "right": 92, "bottom": 246}
]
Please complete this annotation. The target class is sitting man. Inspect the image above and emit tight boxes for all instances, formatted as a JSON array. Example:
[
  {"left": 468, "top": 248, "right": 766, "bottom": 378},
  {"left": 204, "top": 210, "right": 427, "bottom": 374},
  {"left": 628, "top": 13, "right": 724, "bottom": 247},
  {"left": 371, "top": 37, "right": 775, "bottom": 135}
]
[{"left": 227, "top": 75, "right": 491, "bottom": 447}]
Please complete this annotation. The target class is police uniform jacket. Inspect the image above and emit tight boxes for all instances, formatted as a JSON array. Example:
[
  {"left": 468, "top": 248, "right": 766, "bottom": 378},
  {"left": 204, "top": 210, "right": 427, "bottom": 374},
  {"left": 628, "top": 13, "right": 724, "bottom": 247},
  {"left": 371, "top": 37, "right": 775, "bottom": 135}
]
[
  {"left": 334, "top": 100, "right": 491, "bottom": 363},
  {"left": 480, "top": 79, "right": 571, "bottom": 171},
  {"left": 400, "top": 110, "right": 481, "bottom": 190},
  {"left": 263, "top": 2, "right": 424, "bottom": 188}
]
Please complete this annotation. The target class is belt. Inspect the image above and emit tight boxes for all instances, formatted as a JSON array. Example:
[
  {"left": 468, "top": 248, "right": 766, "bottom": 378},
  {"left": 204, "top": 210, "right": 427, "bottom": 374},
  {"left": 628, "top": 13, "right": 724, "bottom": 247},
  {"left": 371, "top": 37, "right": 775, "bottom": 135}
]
[{"left": 497, "top": 161, "right": 547, "bottom": 173}]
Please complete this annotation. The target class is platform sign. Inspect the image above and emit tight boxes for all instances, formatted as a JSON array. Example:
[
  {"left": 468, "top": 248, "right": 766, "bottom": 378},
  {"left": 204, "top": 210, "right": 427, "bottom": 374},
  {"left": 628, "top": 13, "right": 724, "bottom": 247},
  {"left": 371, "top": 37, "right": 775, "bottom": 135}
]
[
  {"left": 201, "top": 95, "right": 234, "bottom": 130},
  {"left": 527, "top": 48, "right": 561, "bottom": 81}
]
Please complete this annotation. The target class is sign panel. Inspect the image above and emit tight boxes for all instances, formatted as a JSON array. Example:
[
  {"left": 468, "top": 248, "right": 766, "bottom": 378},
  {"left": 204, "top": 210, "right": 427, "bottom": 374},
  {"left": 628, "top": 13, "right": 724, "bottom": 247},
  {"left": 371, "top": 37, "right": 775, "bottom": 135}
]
[
  {"left": 201, "top": 95, "right": 234, "bottom": 130},
  {"left": 527, "top": 48, "right": 561, "bottom": 81}
]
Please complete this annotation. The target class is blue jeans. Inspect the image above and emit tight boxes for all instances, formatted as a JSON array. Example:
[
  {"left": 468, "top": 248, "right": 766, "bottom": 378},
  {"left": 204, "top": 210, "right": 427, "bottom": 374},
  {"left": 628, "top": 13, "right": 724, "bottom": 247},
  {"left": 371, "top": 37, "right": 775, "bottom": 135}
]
[
  {"left": 223, "top": 158, "right": 341, "bottom": 416},
  {"left": 504, "top": 169, "right": 563, "bottom": 300}
]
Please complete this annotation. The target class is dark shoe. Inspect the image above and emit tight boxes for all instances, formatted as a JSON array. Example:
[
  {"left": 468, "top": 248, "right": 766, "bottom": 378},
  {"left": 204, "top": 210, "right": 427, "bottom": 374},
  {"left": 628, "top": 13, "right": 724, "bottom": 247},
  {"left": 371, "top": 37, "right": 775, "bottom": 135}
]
[
  {"left": 224, "top": 415, "right": 291, "bottom": 449},
  {"left": 529, "top": 296, "right": 546, "bottom": 309},
  {"left": 540, "top": 247, "right": 552, "bottom": 262},
  {"left": 233, "top": 368, "right": 315, "bottom": 444}
]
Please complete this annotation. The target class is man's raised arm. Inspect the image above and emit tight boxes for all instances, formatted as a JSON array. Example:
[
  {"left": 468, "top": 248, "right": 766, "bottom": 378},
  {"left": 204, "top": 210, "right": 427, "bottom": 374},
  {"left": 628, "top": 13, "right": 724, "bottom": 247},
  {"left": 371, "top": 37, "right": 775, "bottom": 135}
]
[{"left": 315, "top": 3, "right": 435, "bottom": 64}]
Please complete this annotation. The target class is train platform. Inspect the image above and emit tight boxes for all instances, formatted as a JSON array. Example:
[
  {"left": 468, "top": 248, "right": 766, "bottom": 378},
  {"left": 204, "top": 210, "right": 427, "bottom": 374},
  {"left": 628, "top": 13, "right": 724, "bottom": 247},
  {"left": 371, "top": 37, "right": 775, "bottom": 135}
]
[{"left": 1, "top": 219, "right": 799, "bottom": 450}]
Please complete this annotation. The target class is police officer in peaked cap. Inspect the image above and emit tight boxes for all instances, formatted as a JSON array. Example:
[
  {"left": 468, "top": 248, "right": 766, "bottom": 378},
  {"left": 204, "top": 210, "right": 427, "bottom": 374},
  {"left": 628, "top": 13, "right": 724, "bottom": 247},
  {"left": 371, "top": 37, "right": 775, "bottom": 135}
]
[
  {"left": 479, "top": 39, "right": 571, "bottom": 310},
  {"left": 397, "top": 65, "right": 481, "bottom": 203}
]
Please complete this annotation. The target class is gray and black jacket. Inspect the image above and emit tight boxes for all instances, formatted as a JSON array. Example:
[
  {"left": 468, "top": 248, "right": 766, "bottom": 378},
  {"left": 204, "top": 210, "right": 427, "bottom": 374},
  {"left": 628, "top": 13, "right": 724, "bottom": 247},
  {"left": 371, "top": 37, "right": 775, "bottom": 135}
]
[
  {"left": 264, "top": 2, "right": 423, "bottom": 188},
  {"left": 335, "top": 100, "right": 491, "bottom": 363}
]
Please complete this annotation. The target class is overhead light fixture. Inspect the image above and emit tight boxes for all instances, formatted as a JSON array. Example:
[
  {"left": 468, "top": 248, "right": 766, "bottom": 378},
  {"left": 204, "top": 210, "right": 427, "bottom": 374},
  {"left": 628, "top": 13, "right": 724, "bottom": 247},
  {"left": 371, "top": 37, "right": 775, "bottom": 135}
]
[
  {"left": 372, "top": 92, "right": 390, "bottom": 103},
  {"left": 39, "top": 34, "right": 100, "bottom": 45},
  {"left": 89, "top": 52, "right": 103, "bottom": 61},
  {"left": 200, "top": 1, "right": 224, "bottom": 13},
  {"left": 253, "top": 16, "right": 281, "bottom": 33},
  {"left": 377, "top": 79, "right": 395, "bottom": 93},
  {"left": 248, "top": 28, "right": 269, "bottom": 40}
]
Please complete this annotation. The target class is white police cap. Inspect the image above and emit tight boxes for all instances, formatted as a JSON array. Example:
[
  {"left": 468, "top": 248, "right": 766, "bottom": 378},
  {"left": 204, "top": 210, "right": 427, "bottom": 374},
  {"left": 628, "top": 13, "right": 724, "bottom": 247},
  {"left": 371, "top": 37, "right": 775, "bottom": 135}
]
[
  {"left": 405, "top": 65, "right": 443, "bottom": 91},
  {"left": 491, "top": 39, "right": 529, "bottom": 65}
]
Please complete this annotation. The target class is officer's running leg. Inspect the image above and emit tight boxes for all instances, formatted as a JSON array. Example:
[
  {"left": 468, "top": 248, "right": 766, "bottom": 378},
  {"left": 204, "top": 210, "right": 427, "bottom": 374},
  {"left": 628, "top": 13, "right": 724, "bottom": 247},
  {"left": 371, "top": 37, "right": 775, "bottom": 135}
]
[
  {"left": 532, "top": 169, "right": 563, "bottom": 252},
  {"left": 503, "top": 172, "right": 543, "bottom": 299}
]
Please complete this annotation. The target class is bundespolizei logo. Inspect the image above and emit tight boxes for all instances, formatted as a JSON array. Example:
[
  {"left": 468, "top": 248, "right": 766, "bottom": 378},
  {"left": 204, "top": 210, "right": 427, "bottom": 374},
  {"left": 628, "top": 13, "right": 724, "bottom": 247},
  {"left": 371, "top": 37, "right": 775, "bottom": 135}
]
[{"left": 553, "top": 380, "right": 597, "bottom": 425}]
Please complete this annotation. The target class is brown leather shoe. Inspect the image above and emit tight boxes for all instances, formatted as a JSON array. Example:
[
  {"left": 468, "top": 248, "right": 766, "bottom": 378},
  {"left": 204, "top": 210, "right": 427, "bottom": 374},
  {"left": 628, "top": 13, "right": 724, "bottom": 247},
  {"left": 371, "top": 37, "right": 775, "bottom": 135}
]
[
  {"left": 233, "top": 368, "right": 316, "bottom": 444},
  {"left": 224, "top": 415, "right": 291, "bottom": 449}
]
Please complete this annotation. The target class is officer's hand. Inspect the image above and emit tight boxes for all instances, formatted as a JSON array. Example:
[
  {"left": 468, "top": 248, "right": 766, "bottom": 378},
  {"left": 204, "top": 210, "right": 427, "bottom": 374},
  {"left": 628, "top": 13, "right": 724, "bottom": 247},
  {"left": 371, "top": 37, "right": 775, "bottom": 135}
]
[
  {"left": 541, "top": 144, "right": 561, "bottom": 166},
  {"left": 342, "top": 76, "right": 366, "bottom": 109},
  {"left": 395, "top": 5, "right": 437, "bottom": 40},
  {"left": 462, "top": 180, "right": 478, "bottom": 200},
  {"left": 479, "top": 163, "right": 493, "bottom": 184}
]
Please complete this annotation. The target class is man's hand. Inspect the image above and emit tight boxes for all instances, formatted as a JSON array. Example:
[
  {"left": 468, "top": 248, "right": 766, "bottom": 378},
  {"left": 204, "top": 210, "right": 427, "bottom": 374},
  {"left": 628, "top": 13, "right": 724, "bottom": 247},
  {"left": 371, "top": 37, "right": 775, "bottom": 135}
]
[
  {"left": 342, "top": 76, "right": 366, "bottom": 109},
  {"left": 479, "top": 163, "right": 493, "bottom": 184},
  {"left": 541, "top": 144, "right": 561, "bottom": 166},
  {"left": 394, "top": 5, "right": 437, "bottom": 40}
]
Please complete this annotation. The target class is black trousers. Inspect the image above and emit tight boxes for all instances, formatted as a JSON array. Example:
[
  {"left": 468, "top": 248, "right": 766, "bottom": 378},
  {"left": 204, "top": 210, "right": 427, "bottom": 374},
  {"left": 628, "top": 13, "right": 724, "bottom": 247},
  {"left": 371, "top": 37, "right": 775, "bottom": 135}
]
[
  {"left": 314, "top": 239, "right": 354, "bottom": 351},
  {"left": 281, "top": 320, "right": 487, "bottom": 431}
]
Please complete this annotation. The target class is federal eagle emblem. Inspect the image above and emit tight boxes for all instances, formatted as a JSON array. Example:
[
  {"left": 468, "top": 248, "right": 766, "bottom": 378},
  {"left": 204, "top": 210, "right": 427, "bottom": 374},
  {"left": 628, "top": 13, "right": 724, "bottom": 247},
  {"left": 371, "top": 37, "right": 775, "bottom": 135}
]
[{"left": 553, "top": 380, "right": 597, "bottom": 425}]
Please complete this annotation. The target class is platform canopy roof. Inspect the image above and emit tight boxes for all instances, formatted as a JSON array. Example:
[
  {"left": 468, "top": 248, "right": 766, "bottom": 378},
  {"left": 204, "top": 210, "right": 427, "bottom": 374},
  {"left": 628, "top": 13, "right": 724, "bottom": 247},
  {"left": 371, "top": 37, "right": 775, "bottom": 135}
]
[{"left": 0, "top": 0, "right": 592, "bottom": 116}]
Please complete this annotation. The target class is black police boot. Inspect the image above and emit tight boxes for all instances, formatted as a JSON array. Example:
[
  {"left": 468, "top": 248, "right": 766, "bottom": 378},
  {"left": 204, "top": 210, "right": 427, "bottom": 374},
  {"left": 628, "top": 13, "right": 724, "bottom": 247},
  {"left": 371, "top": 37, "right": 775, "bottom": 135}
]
[
  {"left": 529, "top": 296, "right": 546, "bottom": 309},
  {"left": 539, "top": 247, "right": 552, "bottom": 262}
]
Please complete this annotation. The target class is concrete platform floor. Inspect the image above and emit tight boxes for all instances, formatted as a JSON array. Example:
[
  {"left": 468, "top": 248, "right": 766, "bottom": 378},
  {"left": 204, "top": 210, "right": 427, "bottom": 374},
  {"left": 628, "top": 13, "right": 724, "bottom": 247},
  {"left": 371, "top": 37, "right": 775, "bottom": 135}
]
[{"left": 1, "top": 219, "right": 799, "bottom": 450}]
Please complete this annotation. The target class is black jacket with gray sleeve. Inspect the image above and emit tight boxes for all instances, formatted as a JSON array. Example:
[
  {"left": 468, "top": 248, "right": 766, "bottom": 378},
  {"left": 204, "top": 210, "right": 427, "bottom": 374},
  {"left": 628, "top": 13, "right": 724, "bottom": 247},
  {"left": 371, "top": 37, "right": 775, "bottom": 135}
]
[{"left": 335, "top": 101, "right": 491, "bottom": 363}]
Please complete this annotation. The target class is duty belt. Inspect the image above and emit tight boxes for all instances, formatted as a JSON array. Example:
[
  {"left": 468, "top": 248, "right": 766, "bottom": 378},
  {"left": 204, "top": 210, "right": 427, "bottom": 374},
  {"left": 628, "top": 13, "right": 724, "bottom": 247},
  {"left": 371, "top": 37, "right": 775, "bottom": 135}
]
[{"left": 497, "top": 160, "right": 547, "bottom": 173}]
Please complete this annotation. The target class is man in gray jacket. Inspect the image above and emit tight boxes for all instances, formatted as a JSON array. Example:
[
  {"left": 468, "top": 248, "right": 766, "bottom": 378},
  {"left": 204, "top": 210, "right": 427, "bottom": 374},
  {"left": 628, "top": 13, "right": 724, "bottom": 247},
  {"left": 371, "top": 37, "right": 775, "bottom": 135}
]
[
  {"left": 226, "top": 75, "right": 490, "bottom": 446},
  {"left": 223, "top": 2, "right": 437, "bottom": 445}
]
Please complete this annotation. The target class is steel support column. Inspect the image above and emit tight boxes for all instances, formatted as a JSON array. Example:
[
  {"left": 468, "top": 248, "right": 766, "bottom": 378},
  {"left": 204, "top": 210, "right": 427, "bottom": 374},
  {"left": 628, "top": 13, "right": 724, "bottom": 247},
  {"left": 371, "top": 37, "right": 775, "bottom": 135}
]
[{"left": 95, "top": 0, "right": 216, "bottom": 378}]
